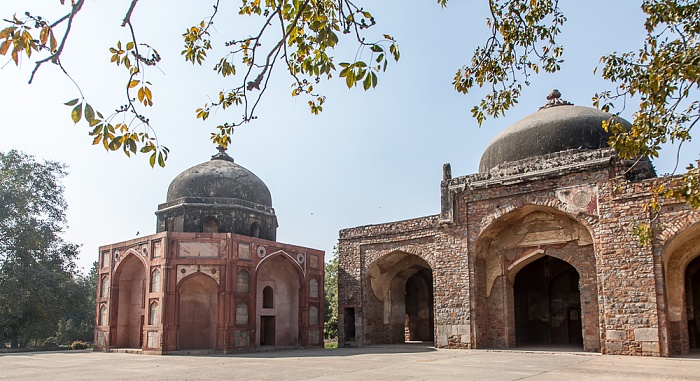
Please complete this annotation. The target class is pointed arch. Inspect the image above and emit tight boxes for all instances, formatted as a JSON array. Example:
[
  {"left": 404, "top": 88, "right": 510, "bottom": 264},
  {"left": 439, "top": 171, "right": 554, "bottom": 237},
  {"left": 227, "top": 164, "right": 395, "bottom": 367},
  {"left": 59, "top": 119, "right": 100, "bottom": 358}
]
[
  {"left": 98, "top": 304, "right": 107, "bottom": 327},
  {"left": 149, "top": 301, "right": 159, "bottom": 326},
  {"left": 366, "top": 250, "right": 434, "bottom": 344},
  {"left": 150, "top": 269, "right": 161, "bottom": 292},
  {"left": 100, "top": 275, "right": 109, "bottom": 297},
  {"left": 472, "top": 204, "right": 600, "bottom": 352},
  {"left": 111, "top": 252, "right": 148, "bottom": 348},
  {"left": 177, "top": 272, "right": 219, "bottom": 350},
  {"left": 662, "top": 222, "right": 700, "bottom": 355},
  {"left": 255, "top": 253, "right": 304, "bottom": 347},
  {"left": 255, "top": 249, "right": 305, "bottom": 277}
]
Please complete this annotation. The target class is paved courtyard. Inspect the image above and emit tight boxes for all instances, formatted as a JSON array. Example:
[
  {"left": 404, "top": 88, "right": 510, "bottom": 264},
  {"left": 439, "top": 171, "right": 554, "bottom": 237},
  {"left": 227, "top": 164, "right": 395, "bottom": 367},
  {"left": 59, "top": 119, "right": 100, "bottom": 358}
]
[{"left": 1, "top": 346, "right": 699, "bottom": 380}]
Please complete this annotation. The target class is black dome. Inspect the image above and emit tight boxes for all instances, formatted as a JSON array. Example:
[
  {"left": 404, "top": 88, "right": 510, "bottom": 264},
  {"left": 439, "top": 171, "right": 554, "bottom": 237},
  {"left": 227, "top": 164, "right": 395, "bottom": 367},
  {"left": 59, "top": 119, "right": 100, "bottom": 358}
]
[
  {"left": 166, "top": 148, "right": 272, "bottom": 207},
  {"left": 478, "top": 92, "right": 630, "bottom": 173}
]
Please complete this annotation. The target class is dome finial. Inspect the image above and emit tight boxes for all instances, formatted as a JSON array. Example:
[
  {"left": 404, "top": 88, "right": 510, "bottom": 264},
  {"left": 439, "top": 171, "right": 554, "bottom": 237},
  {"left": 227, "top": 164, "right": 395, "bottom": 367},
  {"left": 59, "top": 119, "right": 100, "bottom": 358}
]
[
  {"left": 540, "top": 89, "right": 573, "bottom": 110},
  {"left": 211, "top": 145, "right": 234, "bottom": 162}
]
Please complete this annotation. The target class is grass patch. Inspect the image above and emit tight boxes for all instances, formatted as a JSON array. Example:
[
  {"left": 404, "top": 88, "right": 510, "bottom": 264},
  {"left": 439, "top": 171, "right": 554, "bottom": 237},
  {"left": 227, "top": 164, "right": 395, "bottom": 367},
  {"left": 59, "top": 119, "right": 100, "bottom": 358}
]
[{"left": 324, "top": 340, "right": 338, "bottom": 349}]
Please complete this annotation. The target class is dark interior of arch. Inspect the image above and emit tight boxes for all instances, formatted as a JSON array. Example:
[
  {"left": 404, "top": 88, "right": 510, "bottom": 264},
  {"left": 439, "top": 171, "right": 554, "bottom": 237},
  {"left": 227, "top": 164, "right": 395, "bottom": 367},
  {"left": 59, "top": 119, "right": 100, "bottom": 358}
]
[
  {"left": 404, "top": 269, "right": 434, "bottom": 342},
  {"left": 686, "top": 256, "right": 700, "bottom": 350},
  {"left": 514, "top": 256, "right": 583, "bottom": 348}
]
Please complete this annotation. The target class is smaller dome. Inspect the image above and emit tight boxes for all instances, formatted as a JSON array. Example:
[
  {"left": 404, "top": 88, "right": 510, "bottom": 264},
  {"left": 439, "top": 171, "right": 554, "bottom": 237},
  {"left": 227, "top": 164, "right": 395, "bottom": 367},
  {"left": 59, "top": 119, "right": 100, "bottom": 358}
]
[
  {"left": 478, "top": 90, "right": 631, "bottom": 173},
  {"left": 166, "top": 147, "right": 272, "bottom": 207}
]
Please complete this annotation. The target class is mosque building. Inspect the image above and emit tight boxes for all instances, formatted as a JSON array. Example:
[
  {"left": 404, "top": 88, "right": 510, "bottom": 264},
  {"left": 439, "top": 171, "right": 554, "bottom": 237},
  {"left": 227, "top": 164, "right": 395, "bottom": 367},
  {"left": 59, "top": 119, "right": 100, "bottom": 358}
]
[{"left": 338, "top": 91, "right": 699, "bottom": 356}]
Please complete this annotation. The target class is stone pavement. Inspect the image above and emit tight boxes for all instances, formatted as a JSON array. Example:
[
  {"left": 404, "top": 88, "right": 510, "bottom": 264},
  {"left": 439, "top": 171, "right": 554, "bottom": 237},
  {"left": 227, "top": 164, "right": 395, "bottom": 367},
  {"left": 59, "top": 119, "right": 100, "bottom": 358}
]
[{"left": 1, "top": 346, "right": 699, "bottom": 380}]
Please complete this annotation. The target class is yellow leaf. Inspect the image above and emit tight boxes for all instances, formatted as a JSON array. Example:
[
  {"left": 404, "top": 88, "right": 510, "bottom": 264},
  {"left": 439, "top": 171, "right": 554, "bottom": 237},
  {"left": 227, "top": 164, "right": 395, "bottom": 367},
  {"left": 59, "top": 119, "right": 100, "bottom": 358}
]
[
  {"left": 40, "top": 26, "right": 49, "bottom": 45},
  {"left": 0, "top": 27, "right": 14, "bottom": 39},
  {"left": 128, "top": 80, "right": 140, "bottom": 88},
  {"left": 0, "top": 40, "right": 10, "bottom": 55}
]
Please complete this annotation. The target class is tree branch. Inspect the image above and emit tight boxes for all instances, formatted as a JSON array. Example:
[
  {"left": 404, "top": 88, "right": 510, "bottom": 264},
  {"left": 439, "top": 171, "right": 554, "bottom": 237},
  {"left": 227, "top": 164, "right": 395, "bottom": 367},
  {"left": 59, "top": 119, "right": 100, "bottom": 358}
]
[{"left": 29, "top": 0, "right": 85, "bottom": 84}]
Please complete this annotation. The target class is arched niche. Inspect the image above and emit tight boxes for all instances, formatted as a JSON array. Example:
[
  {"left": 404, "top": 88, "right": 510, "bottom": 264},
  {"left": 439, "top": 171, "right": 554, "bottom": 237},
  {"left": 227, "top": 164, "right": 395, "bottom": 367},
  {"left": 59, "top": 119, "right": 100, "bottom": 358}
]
[
  {"left": 309, "top": 278, "right": 319, "bottom": 298},
  {"left": 100, "top": 275, "right": 109, "bottom": 297},
  {"left": 367, "top": 251, "right": 434, "bottom": 344},
  {"left": 177, "top": 273, "right": 218, "bottom": 350},
  {"left": 473, "top": 205, "right": 599, "bottom": 352},
  {"left": 255, "top": 254, "right": 303, "bottom": 347},
  {"left": 663, "top": 223, "right": 700, "bottom": 355},
  {"left": 513, "top": 256, "right": 583, "bottom": 348},
  {"left": 250, "top": 222, "right": 261, "bottom": 238},
  {"left": 236, "top": 270, "right": 250, "bottom": 293},
  {"left": 111, "top": 254, "right": 147, "bottom": 348},
  {"left": 149, "top": 301, "right": 159, "bottom": 326},
  {"left": 150, "top": 269, "right": 161, "bottom": 293},
  {"left": 98, "top": 304, "right": 107, "bottom": 327},
  {"left": 203, "top": 217, "right": 219, "bottom": 233}
]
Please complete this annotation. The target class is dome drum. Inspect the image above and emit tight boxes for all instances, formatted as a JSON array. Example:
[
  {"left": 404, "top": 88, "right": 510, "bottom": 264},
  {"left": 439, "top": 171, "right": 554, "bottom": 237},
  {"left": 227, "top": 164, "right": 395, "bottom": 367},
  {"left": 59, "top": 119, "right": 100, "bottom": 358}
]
[
  {"left": 156, "top": 147, "right": 278, "bottom": 240},
  {"left": 156, "top": 205, "right": 277, "bottom": 240}
]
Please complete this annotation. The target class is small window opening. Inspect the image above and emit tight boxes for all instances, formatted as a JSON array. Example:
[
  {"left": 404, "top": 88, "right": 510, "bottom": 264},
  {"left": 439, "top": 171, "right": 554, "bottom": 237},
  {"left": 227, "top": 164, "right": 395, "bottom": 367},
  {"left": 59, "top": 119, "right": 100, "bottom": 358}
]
[
  {"left": 263, "top": 286, "right": 274, "bottom": 308},
  {"left": 203, "top": 218, "right": 219, "bottom": 233},
  {"left": 250, "top": 222, "right": 261, "bottom": 238}
]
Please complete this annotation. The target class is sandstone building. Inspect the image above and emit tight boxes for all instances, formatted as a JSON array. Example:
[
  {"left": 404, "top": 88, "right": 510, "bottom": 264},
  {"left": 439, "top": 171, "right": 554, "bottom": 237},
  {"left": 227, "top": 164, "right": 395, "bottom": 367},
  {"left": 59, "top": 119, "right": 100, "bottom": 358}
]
[
  {"left": 94, "top": 148, "right": 324, "bottom": 354},
  {"left": 338, "top": 91, "right": 700, "bottom": 356}
]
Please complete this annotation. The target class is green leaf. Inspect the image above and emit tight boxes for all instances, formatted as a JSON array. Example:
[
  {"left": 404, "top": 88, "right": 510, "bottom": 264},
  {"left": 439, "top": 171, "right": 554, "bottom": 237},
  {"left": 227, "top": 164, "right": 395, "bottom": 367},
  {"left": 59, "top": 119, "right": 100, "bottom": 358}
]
[
  {"left": 64, "top": 98, "right": 79, "bottom": 106},
  {"left": 84, "top": 104, "right": 95, "bottom": 123},
  {"left": 71, "top": 103, "right": 82, "bottom": 124},
  {"left": 363, "top": 73, "right": 372, "bottom": 90}
]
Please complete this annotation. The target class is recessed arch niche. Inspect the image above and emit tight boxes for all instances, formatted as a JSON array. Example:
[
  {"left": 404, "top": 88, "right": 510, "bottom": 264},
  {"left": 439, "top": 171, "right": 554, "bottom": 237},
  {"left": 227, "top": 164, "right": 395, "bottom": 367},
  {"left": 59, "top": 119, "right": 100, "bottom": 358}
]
[
  {"left": 473, "top": 205, "right": 600, "bottom": 352},
  {"left": 256, "top": 254, "right": 303, "bottom": 346},
  {"left": 177, "top": 273, "right": 218, "bottom": 350},
  {"left": 663, "top": 223, "right": 700, "bottom": 355},
  {"left": 367, "top": 251, "right": 434, "bottom": 344},
  {"left": 111, "top": 254, "right": 147, "bottom": 348}
]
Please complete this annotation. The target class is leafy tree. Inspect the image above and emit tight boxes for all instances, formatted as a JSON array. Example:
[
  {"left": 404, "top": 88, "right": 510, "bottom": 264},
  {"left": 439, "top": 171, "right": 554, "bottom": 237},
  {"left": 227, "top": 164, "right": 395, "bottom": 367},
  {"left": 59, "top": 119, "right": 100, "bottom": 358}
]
[
  {"left": 324, "top": 249, "right": 338, "bottom": 340},
  {"left": 0, "top": 0, "right": 399, "bottom": 167},
  {"left": 0, "top": 150, "right": 83, "bottom": 348},
  {"left": 1, "top": 1, "right": 699, "bottom": 210}
]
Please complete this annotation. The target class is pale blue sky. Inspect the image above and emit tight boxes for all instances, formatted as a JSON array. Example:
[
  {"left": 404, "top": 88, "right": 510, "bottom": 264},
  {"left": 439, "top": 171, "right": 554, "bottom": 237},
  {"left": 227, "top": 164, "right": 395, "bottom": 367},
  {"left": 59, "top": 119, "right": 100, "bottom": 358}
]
[{"left": 1, "top": 1, "right": 694, "bottom": 273}]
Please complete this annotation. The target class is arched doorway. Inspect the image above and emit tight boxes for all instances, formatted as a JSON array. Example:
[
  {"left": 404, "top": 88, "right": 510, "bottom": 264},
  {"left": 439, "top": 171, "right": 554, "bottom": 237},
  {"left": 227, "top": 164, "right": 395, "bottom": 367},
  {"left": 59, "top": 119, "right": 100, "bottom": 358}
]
[
  {"left": 685, "top": 257, "right": 700, "bottom": 350},
  {"left": 367, "top": 251, "right": 434, "bottom": 344},
  {"left": 473, "top": 206, "right": 600, "bottom": 352},
  {"left": 405, "top": 269, "right": 434, "bottom": 341},
  {"left": 513, "top": 256, "right": 583, "bottom": 348},
  {"left": 112, "top": 255, "right": 147, "bottom": 348},
  {"left": 663, "top": 223, "right": 700, "bottom": 355},
  {"left": 256, "top": 254, "right": 302, "bottom": 347},
  {"left": 177, "top": 273, "right": 218, "bottom": 350}
]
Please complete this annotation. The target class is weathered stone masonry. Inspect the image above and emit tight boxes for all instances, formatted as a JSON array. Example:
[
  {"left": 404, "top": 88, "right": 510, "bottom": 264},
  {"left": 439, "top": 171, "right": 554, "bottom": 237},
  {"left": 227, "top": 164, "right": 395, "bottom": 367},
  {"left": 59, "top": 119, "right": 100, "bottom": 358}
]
[{"left": 338, "top": 96, "right": 699, "bottom": 356}]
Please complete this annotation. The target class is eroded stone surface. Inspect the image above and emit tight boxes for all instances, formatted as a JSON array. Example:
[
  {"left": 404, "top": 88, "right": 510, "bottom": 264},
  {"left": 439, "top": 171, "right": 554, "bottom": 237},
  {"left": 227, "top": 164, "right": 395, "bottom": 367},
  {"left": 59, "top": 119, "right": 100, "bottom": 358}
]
[{"left": 339, "top": 142, "right": 698, "bottom": 357}]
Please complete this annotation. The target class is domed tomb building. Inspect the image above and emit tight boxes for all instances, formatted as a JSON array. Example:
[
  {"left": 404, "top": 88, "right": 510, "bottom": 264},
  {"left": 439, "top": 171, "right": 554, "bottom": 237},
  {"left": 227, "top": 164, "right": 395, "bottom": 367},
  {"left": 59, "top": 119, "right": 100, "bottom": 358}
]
[
  {"left": 338, "top": 91, "right": 699, "bottom": 356},
  {"left": 94, "top": 148, "right": 324, "bottom": 354}
]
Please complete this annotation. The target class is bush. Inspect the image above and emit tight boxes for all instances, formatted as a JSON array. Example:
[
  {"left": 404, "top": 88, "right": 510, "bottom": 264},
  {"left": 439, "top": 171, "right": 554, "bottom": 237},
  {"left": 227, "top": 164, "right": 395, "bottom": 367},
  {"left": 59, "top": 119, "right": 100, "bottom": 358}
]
[{"left": 70, "top": 341, "right": 89, "bottom": 350}]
